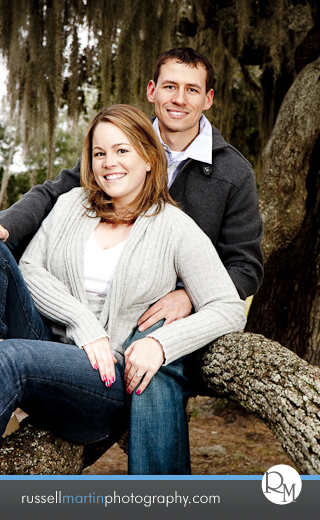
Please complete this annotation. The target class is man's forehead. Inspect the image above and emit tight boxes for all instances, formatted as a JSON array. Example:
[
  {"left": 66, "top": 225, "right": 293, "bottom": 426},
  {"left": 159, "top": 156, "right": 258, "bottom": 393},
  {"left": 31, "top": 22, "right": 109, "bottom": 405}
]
[{"left": 157, "top": 59, "right": 207, "bottom": 84}]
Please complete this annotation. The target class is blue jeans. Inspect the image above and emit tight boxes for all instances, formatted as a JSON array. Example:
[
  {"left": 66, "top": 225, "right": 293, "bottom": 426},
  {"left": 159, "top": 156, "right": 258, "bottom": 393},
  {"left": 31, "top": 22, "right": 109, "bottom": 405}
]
[
  {"left": 125, "top": 325, "right": 192, "bottom": 475},
  {"left": 0, "top": 240, "right": 192, "bottom": 474},
  {"left": 0, "top": 241, "right": 125, "bottom": 444}
]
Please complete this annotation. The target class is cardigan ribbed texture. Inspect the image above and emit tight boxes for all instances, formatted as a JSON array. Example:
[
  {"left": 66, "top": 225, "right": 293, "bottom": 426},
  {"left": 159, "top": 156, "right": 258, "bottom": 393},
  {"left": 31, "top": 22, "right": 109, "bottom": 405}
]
[{"left": 19, "top": 188, "right": 246, "bottom": 365}]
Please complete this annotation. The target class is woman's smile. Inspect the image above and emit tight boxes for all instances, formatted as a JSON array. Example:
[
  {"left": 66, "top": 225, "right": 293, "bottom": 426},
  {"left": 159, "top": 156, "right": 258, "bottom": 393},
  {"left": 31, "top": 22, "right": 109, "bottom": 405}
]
[{"left": 103, "top": 173, "right": 127, "bottom": 181}]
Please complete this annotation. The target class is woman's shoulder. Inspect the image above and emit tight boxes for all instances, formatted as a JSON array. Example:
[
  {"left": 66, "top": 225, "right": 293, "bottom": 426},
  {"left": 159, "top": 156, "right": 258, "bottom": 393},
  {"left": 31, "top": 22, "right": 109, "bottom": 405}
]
[
  {"left": 161, "top": 203, "right": 206, "bottom": 236},
  {"left": 55, "top": 187, "right": 87, "bottom": 207},
  {"left": 42, "top": 187, "right": 89, "bottom": 227}
]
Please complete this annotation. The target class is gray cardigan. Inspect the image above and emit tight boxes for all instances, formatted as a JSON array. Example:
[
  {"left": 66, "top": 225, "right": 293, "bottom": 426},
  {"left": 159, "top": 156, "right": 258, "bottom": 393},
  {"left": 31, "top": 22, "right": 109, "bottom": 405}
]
[{"left": 19, "top": 188, "right": 246, "bottom": 365}]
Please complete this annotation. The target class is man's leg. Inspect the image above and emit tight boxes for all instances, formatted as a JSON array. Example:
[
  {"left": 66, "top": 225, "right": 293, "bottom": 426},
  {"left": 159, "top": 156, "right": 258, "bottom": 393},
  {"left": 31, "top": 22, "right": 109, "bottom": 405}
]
[
  {"left": 125, "top": 321, "right": 193, "bottom": 475},
  {"left": 0, "top": 240, "right": 51, "bottom": 340},
  {"left": 0, "top": 339, "right": 125, "bottom": 444}
]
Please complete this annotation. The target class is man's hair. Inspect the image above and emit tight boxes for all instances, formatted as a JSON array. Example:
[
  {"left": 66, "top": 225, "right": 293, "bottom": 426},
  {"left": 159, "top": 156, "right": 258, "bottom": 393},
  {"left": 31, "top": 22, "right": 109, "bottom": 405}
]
[
  {"left": 81, "top": 104, "right": 177, "bottom": 225},
  {"left": 153, "top": 47, "right": 216, "bottom": 92}
]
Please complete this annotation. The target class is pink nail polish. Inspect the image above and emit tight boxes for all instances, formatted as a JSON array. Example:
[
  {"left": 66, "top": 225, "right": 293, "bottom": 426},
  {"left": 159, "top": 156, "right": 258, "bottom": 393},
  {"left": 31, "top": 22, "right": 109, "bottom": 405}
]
[
  {"left": 107, "top": 380, "right": 111, "bottom": 387},
  {"left": 103, "top": 375, "right": 107, "bottom": 382},
  {"left": 126, "top": 388, "right": 131, "bottom": 394},
  {"left": 94, "top": 364, "right": 98, "bottom": 370},
  {"left": 112, "top": 377, "right": 115, "bottom": 383},
  {"left": 136, "top": 389, "right": 141, "bottom": 395}
]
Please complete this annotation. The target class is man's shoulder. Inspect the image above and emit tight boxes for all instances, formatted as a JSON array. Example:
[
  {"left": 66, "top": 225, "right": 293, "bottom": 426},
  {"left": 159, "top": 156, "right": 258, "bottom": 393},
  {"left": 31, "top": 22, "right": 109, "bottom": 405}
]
[{"left": 207, "top": 125, "right": 255, "bottom": 187}]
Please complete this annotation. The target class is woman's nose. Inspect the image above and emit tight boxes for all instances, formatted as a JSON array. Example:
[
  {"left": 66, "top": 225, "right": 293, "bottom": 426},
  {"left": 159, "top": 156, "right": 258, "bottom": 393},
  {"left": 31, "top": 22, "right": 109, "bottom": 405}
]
[{"left": 102, "top": 154, "right": 118, "bottom": 169}]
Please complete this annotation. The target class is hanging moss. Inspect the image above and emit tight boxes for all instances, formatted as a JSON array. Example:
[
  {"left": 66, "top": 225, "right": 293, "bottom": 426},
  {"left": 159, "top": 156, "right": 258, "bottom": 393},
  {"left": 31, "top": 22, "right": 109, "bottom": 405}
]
[{"left": 0, "top": 0, "right": 318, "bottom": 189}]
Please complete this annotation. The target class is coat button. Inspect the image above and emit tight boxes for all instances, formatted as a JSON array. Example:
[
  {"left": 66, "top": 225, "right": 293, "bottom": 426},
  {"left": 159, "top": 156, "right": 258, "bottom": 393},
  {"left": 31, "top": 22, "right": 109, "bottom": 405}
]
[{"left": 204, "top": 166, "right": 210, "bottom": 172}]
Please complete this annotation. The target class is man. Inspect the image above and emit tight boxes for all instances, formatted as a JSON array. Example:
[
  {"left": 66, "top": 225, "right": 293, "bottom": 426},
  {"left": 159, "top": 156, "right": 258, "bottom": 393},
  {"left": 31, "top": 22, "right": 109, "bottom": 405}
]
[{"left": 0, "top": 47, "right": 263, "bottom": 328}]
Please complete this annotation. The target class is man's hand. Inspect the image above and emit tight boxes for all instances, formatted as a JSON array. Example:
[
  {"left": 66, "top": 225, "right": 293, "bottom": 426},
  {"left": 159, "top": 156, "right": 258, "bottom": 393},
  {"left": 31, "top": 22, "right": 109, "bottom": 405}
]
[
  {"left": 0, "top": 225, "right": 9, "bottom": 242},
  {"left": 137, "top": 289, "right": 193, "bottom": 332},
  {"left": 124, "top": 337, "right": 165, "bottom": 394}
]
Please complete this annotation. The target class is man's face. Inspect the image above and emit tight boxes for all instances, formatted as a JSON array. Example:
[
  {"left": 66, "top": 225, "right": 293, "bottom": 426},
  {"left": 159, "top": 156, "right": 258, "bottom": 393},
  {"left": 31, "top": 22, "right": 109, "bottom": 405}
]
[{"left": 147, "top": 60, "right": 213, "bottom": 138}]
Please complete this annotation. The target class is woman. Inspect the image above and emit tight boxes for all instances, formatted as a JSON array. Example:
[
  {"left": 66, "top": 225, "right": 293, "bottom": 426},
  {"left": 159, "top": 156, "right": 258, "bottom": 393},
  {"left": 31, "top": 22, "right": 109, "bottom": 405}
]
[{"left": 0, "top": 105, "right": 246, "bottom": 474}]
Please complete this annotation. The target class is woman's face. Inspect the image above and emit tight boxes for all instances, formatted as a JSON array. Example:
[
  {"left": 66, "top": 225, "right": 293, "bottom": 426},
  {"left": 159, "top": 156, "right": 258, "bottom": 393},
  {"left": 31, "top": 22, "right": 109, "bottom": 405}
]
[{"left": 92, "top": 122, "right": 151, "bottom": 210}]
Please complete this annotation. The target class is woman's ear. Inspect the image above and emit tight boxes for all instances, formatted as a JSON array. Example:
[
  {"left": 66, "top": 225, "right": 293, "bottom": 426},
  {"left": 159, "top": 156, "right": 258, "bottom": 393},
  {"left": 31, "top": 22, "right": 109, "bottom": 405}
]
[{"left": 146, "top": 163, "right": 152, "bottom": 172}]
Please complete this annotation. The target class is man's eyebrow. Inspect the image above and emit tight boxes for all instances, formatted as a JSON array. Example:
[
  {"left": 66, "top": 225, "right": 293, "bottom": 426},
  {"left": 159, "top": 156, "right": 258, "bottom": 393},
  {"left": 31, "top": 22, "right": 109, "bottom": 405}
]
[{"left": 160, "top": 80, "right": 202, "bottom": 89}]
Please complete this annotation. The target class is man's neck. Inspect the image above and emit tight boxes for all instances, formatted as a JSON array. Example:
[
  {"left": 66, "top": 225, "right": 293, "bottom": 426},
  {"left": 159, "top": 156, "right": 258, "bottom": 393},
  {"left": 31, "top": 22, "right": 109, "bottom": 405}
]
[{"left": 158, "top": 122, "right": 200, "bottom": 152}]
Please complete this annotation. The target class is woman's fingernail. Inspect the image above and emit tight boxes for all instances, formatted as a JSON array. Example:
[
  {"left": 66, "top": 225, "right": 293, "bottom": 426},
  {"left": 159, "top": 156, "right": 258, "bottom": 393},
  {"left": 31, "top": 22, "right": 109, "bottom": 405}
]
[
  {"left": 107, "top": 380, "right": 111, "bottom": 387},
  {"left": 138, "top": 326, "right": 144, "bottom": 332},
  {"left": 103, "top": 375, "right": 107, "bottom": 382},
  {"left": 126, "top": 388, "right": 131, "bottom": 394},
  {"left": 136, "top": 389, "right": 141, "bottom": 395},
  {"left": 112, "top": 377, "right": 115, "bottom": 383},
  {"left": 94, "top": 364, "right": 98, "bottom": 370}
]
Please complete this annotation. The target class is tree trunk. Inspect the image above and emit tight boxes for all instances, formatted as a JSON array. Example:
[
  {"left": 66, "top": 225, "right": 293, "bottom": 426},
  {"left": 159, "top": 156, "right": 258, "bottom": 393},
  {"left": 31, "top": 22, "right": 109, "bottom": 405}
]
[
  {"left": 247, "top": 56, "right": 320, "bottom": 362},
  {"left": 257, "top": 55, "right": 320, "bottom": 263},
  {"left": 1, "top": 332, "right": 320, "bottom": 475}
]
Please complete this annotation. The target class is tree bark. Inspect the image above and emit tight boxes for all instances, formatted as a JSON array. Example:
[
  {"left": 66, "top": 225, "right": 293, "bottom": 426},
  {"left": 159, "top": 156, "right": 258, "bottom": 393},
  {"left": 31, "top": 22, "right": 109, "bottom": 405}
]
[
  {"left": 247, "top": 56, "right": 320, "bottom": 363},
  {"left": 1, "top": 332, "right": 320, "bottom": 475},
  {"left": 0, "top": 417, "right": 123, "bottom": 475}
]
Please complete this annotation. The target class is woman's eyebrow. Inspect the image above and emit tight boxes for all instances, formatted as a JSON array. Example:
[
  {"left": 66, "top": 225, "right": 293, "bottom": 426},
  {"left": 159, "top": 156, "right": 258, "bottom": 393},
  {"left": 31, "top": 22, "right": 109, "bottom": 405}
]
[{"left": 92, "top": 143, "right": 131, "bottom": 150}]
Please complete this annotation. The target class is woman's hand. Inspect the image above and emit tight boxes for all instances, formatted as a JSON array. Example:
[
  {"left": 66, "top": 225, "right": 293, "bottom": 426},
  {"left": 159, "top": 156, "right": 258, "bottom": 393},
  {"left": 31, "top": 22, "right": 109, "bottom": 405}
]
[
  {"left": 124, "top": 337, "right": 165, "bottom": 395},
  {"left": 82, "top": 337, "right": 117, "bottom": 387}
]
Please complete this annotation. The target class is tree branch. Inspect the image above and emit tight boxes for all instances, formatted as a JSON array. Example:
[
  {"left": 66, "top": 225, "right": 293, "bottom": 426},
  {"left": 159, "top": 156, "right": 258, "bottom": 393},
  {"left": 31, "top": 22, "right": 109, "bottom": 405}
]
[{"left": 197, "top": 332, "right": 320, "bottom": 474}]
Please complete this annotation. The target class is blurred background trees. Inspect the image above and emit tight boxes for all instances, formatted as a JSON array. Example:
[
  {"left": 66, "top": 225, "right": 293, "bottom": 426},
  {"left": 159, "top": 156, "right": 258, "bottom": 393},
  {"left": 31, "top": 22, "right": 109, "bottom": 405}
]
[{"left": 0, "top": 0, "right": 320, "bottom": 361}]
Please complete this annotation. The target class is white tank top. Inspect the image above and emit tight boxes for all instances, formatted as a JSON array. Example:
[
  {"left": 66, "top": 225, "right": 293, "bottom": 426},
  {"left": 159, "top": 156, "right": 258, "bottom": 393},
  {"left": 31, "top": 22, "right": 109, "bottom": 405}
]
[{"left": 83, "top": 231, "right": 126, "bottom": 297}]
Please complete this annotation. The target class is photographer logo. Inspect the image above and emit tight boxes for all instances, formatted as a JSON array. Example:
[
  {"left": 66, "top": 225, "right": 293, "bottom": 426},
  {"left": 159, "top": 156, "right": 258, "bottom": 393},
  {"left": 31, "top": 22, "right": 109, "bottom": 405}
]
[{"left": 262, "top": 464, "right": 302, "bottom": 504}]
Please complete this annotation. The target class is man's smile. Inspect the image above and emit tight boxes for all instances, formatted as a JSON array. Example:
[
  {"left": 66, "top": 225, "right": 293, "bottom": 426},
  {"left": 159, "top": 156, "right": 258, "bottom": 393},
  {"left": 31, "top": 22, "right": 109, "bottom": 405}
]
[{"left": 166, "top": 109, "right": 188, "bottom": 118}]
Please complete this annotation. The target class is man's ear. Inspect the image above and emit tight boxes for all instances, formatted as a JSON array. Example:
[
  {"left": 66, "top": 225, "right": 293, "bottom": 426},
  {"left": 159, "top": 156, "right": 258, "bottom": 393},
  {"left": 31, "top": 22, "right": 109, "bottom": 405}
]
[
  {"left": 147, "top": 80, "right": 156, "bottom": 103},
  {"left": 203, "top": 89, "right": 214, "bottom": 111}
]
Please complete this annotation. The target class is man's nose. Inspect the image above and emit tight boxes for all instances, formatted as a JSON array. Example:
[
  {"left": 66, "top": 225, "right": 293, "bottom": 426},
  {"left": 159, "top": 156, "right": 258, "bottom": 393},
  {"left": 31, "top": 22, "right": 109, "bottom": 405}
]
[{"left": 172, "top": 87, "right": 187, "bottom": 105}]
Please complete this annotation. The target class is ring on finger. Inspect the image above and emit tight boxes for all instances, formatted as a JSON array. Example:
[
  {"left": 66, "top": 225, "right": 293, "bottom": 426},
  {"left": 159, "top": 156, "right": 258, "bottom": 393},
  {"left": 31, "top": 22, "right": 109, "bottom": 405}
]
[{"left": 136, "top": 373, "right": 143, "bottom": 378}]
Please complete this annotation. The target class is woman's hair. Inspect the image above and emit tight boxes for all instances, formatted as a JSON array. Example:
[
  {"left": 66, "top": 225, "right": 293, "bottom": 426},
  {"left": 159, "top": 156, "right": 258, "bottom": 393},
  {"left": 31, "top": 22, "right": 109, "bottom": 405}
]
[{"left": 81, "top": 104, "right": 177, "bottom": 224}]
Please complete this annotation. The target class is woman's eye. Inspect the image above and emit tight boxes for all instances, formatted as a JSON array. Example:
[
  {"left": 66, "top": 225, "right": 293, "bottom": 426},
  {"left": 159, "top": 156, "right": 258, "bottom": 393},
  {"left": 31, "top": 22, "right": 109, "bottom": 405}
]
[
  {"left": 117, "top": 149, "right": 128, "bottom": 154},
  {"left": 94, "top": 152, "right": 105, "bottom": 157}
]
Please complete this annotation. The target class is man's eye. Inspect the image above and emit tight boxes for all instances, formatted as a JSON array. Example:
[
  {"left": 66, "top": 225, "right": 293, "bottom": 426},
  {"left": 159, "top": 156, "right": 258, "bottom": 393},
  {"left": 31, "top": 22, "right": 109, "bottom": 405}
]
[
  {"left": 165, "top": 85, "right": 175, "bottom": 90},
  {"left": 188, "top": 88, "right": 197, "bottom": 93}
]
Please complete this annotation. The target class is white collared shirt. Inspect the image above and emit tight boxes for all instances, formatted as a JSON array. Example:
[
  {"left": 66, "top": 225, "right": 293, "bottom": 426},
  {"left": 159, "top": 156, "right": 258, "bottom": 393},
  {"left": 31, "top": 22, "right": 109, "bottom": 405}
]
[{"left": 153, "top": 114, "right": 213, "bottom": 187}]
